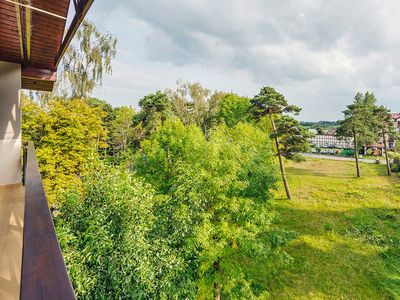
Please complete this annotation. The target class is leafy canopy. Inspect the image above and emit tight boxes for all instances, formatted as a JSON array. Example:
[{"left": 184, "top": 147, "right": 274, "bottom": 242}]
[
  {"left": 56, "top": 168, "right": 197, "bottom": 299},
  {"left": 133, "top": 90, "right": 172, "bottom": 135},
  {"left": 250, "top": 86, "right": 300, "bottom": 118},
  {"left": 273, "top": 115, "right": 313, "bottom": 161},
  {"left": 22, "top": 96, "right": 107, "bottom": 206},
  {"left": 337, "top": 92, "right": 378, "bottom": 146},
  {"left": 215, "top": 94, "right": 251, "bottom": 127},
  {"left": 58, "top": 21, "right": 117, "bottom": 99},
  {"left": 251, "top": 86, "right": 311, "bottom": 161},
  {"left": 167, "top": 81, "right": 226, "bottom": 135},
  {"left": 134, "top": 118, "right": 282, "bottom": 298}
]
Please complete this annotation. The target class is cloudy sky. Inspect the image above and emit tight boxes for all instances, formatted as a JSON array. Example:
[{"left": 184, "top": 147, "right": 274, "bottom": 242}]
[{"left": 84, "top": 0, "right": 400, "bottom": 121}]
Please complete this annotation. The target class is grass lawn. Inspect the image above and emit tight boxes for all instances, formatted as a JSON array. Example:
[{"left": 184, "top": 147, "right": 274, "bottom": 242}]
[{"left": 247, "top": 158, "right": 400, "bottom": 299}]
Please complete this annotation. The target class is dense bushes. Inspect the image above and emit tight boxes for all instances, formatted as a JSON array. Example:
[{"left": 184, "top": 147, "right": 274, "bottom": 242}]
[{"left": 56, "top": 168, "right": 198, "bottom": 299}]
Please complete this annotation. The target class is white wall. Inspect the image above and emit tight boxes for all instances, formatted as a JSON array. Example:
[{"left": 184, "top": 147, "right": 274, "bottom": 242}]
[{"left": 0, "top": 61, "right": 21, "bottom": 185}]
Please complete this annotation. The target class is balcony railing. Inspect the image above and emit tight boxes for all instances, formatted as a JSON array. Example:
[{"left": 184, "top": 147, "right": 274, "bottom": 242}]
[{"left": 20, "top": 142, "right": 75, "bottom": 299}]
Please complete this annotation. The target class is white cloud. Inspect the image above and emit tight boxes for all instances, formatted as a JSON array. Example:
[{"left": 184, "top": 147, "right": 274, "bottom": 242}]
[{"left": 89, "top": 0, "right": 400, "bottom": 120}]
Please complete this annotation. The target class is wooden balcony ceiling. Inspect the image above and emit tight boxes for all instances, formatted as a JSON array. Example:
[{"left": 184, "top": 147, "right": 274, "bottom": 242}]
[{"left": 0, "top": 0, "right": 93, "bottom": 91}]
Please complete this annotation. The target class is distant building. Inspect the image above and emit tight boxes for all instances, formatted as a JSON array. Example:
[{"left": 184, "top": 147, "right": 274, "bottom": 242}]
[
  {"left": 309, "top": 128, "right": 353, "bottom": 149},
  {"left": 309, "top": 129, "right": 385, "bottom": 156},
  {"left": 392, "top": 113, "right": 400, "bottom": 132},
  {"left": 389, "top": 113, "right": 400, "bottom": 149},
  {"left": 308, "top": 113, "right": 400, "bottom": 154}
]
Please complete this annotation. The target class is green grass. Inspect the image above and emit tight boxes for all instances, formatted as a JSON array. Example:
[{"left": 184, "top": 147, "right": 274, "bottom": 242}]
[{"left": 247, "top": 158, "right": 400, "bottom": 299}]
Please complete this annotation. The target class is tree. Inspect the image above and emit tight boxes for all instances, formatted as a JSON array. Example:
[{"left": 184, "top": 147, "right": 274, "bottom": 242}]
[
  {"left": 85, "top": 97, "right": 117, "bottom": 155},
  {"left": 373, "top": 105, "right": 398, "bottom": 176},
  {"left": 86, "top": 97, "right": 116, "bottom": 126},
  {"left": 273, "top": 115, "right": 313, "bottom": 162},
  {"left": 215, "top": 94, "right": 251, "bottom": 127},
  {"left": 134, "top": 119, "right": 291, "bottom": 298},
  {"left": 167, "top": 80, "right": 225, "bottom": 136},
  {"left": 22, "top": 96, "right": 107, "bottom": 206},
  {"left": 56, "top": 168, "right": 198, "bottom": 299},
  {"left": 57, "top": 20, "right": 117, "bottom": 99},
  {"left": 109, "top": 106, "right": 135, "bottom": 155},
  {"left": 337, "top": 92, "right": 378, "bottom": 177},
  {"left": 250, "top": 86, "right": 307, "bottom": 200},
  {"left": 133, "top": 91, "right": 171, "bottom": 136}
]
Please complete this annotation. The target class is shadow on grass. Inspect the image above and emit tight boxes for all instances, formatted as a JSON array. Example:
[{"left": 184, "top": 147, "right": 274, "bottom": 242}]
[
  {"left": 248, "top": 240, "right": 381, "bottom": 299},
  {"left": 286, "top": 167, "right": 330, "bottom": 177},
  {"left": 290, "top": 158, "right": 393, "bottom": 178},
  {"left": 245, "top": 205, "right": 400, "bottom": 299},
  {"left": 286, "top": 166, "right": 356, "bottom": 179}
]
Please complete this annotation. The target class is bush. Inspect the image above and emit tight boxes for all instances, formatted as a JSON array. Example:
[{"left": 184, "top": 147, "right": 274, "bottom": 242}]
[
  {"left": 56, "top": 168, "right": 197, "bottom": 299},
  {"left": 391, "top": 153, "right": 400, "bottom": 172}
]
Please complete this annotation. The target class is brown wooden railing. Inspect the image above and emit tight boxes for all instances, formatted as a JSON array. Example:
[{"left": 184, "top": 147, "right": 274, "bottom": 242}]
[{"left": 20, "top": 142, "right": 75, "bottom": 300}]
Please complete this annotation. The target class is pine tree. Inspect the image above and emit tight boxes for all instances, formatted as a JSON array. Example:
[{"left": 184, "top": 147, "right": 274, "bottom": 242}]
[
  {"left": 373, "top": 105, "right": 398, "bottom": 176},
  {"left": 337, "top": 92, "right": 378, "bottom": 177},
  {"left": 250, "top": 86, "right": 310, "bottom": 200}
]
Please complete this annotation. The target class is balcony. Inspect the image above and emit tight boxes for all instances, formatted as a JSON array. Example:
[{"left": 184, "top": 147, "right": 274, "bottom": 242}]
[{"left": 0, "top": 142, "right": 74, "bottom": 299}]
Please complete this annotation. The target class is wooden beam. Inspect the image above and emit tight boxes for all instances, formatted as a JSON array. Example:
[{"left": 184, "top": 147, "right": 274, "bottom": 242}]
[
  {"left": 22, "top": 67, "right": 57, "bottom": 81},
  {"left": 14, "top": 0, "right": 24, "bottom": 61},
  {"left": 54, "top": 0, "right": 94, "bottom": 68},
  {"left": 21, "top": 67, "right": 57, "bottom": 91},
  {"left": 25, "top": 0, "right": 31, "bottom": 61},
  {"left": 21, "top": 80, "right": 55, "bottom": 91}
]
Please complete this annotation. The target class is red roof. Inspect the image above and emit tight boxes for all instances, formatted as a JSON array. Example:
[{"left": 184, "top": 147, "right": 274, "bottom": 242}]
[{"left": 391, "top": 113, "right": 400, "bottom": 119}]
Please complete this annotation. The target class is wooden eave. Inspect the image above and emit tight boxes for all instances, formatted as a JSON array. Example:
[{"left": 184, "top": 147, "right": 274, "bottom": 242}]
[{"left": 0, "top": 0, "right": 94, "bottom": 92}]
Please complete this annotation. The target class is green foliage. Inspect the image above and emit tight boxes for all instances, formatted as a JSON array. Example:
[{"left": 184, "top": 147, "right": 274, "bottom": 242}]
[
  {"left": 300, "top": 120, "right": 339, "bottom": 129},
  {"left": 337, "top": 92, "right": 381, "bottom": 176},
  {"left": 373, "top": 105, "right": 398, "bottom": 140},
  {"left": 215, "top": 94, "right": 251, "bottom": 127},
  {"left": 56, "top": 168, "right": 197, "bottom": 299},
  {"left": 250, "top": 86, "right": 300, "bottom": 119},
  {"left": 133, "top": 90, "right": 172, "bottom": 135},
  {"left": 22, "top": 96, "right": 107, "bottom": 206},
  {"left": 273, "top": 115, "right": 313, "bottom": 161},
  {"left": 337, "top": 92, "right": 378, "bottom": 146},
  {"left": 134, "top": 118, "right": 283, "bottom": 298},
  {"left": 85, "top": 97, "right": 118, "bottom": 156},
  {"left": 109, "top": 106, "right": 135, "bottom": 154},
  {"left": 250, "top": 86, "right": 310, "bottom": 161},
  {"left": 58, "top": 20, "right": 117, "bottom": 99},
  {"left": 54, "top": 117, "right": 294, "bottom": 299},
  {"left": 86, "top": 97, "right": 116, "bottom": 125},
  {"left": 167, "top": 81, "right": 226, "bottom": 135}
]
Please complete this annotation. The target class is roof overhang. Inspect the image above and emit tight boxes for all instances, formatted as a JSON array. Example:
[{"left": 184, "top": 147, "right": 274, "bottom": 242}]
[{"left": 0, "top": 0, "right": 94, "bottom": 91}]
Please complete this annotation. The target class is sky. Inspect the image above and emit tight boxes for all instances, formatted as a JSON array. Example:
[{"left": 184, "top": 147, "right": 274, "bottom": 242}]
[{"left": 82, "top": 0, "right": 400, "bottom": 121}]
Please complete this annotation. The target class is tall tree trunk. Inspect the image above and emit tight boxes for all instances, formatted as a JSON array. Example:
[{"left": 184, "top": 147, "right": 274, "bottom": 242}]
[
  {"left": 269, "top": 113, "right": 292, "bottom": 200},
  {"left": 382, "top": 131, "right": 391, "bottom": 176},
  {"left": 353, "top": 132, "right": 361, "bottom": 177},
  {"left": 214, "top": 260, "right": 221, "bottom": 300}
]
